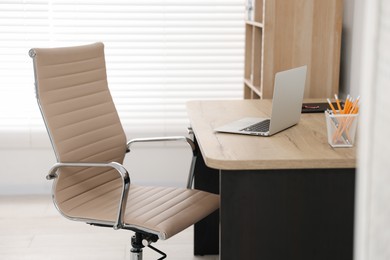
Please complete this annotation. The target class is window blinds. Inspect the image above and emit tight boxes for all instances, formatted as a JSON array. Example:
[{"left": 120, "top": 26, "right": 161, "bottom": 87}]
[{"left": 0, "top": 0, "right": 244, "bottom": 142}]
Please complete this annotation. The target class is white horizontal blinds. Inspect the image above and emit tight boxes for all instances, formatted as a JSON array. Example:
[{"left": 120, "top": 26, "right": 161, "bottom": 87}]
[
  {"left": 0, "top": 1, "right": 49, "bottom": 131},
  {"left": 50, "top": 0, "right": 245, "bottom": 135},
  {"left": 0, "top": 0, "right": 244, "bottom": 138}
]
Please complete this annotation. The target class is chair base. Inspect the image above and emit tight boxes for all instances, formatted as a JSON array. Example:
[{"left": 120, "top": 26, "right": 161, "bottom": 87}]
[
  {"left": 130, "top": 232, "right": 166, "bottom": 260},
  {"left": 130, "top": 248, "right": 143, "bottom": 260}
]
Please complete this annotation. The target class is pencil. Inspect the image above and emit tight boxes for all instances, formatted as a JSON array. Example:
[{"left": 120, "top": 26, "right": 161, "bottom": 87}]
[
  {"left": 333, "top": 95, "right": 360, "bottom": 142},
  {"left": 335, "top": 94, "right": 342, "bottom": 111},
  {"left": 350, "top": 96, "right": 360, "bottom": 114},
  {"left": 343, "top": 95, "right": 351, "bottom": 114},
  {"left": 327, "top": 98, "right": 337, "bottom": 114}
]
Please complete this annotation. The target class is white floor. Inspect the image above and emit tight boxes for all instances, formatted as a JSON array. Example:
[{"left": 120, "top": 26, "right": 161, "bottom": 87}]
[{"left": 0, "top": 195, "right": 218, "bottom": 260}]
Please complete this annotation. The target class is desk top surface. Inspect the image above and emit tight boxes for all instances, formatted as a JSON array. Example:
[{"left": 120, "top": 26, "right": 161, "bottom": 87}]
[{"left": 186, "top": 99, "right": 357, "bottom": 170}]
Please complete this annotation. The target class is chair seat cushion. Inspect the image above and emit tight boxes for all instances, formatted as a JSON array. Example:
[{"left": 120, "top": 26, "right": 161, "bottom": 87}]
[{"left": 58, "top": 184, "right": 219, "bottom": 239}]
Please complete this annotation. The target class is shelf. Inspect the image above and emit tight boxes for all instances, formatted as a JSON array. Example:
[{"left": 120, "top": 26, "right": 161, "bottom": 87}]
[
  {"left": 245, "top": 20, "right": 264, "bottom": 28},
  {"left": 245, "top": 0, "right": 263, "bottom": 23},
  {"left": 254, "top": 0, "right": 264, "bottom": 24},
  {"left": 243, "top": 0, "right": 342, "bottom": 100},
  {"left": 244, "top": 78, "right": 262, "bottom": 98}
]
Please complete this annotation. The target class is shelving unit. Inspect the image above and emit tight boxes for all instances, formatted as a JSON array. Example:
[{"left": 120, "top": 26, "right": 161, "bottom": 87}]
[
  {"left": 244, "top": 0, "right": 263, "bottom": 99},
  {"left": 244, "top": 0, "right": 343, "bottom": 99}
]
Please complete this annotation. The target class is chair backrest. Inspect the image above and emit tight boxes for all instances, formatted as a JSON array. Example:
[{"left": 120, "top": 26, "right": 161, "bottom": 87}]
[{"left": 30, "top": 42, "right": 127, "bottom": 216}]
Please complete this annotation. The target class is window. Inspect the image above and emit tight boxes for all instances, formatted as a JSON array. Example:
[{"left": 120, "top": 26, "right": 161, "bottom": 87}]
[{"left": 0, "top": 0, "right": 244, "bottom": 147}]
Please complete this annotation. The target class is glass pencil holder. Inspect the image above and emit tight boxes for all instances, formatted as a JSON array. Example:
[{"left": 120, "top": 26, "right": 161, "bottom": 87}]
[{"left": 325, "top": 110, "right": 358, "bottom": 148}]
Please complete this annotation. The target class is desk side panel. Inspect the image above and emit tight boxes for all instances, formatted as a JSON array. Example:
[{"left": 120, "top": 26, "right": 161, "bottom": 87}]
[{"left": 221, "top": 168, "right": 355, "bottom": 260}]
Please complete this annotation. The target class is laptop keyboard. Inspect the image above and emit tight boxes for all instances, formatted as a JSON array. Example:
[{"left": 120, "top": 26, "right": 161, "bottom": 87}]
[{"left": 241, "top": 119, "right": 270, "bottom": 132}]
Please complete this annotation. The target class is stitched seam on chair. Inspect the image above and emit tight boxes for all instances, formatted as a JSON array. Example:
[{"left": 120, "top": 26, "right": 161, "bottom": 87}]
[
  {"left": 125, "top": 189, "right": 179, "bottom": 219},
  {"left": 40, "top": 55, "right": 102, "bottom": 68},
  {"left": 64, "top": 180, "right": 122, "bottom": 213},
  {"left": 130, "top": 189, "right": 191, "bottom": 221},
  {"left": 125, "top": 186, "right": 168, "bottom": 204},
  {"left": 67, "top": 187, "right": 121, "bottom": 216},
  {"left": 59, "top": 135, "right": 125, "bottom": 160},
  {"left": 49, "top": 100, "right": 112, "bottom": 121},
  {"left": 142, "top": 191, "right": 203, "bottom": 224},
  {"left": 59, "top": 155, "right": 124, "bottom": 185},
  {"left": 46, "top": 95, "right": 110, "bottom": 121},
  {"left": 39, "top": 66, "right": 105, "bottom": 81},
  {"left": 98, "top": 199, "right": 122, "bottom": 217},
  {"left": 80, "top": 152, "right": 125, "bottom": 166},
  {"left": 44, "top": 79, "right": 106, "bottom": 94},
  {"left": 58, "top": 176, "right": 120, "bottom": 205},
  {"left": 57, "top": 157, "right": 124, "bottom": 185},
  {"left": 152, "top": 195, "right": 216, "bottom": 236},
  {"left": 51, "top": 104, "right": 117, "bottom": 130},
  {"left": 94, "top": 186, "right": 136, "bottom": 216},
  {"left": 126, "top": 188, "right": 176, "bottom": 214},
  {"left": 57, "top": 154, "right": 125, "bottom": 189},
  {"left": 57, "top": 122, "right": 119, "bottom": 146},
  {"left": 129, "top": 187, "right": 176, "bottom": 202},
  {"left": 146, "top": 192, "right": 211, "bottom": 227},
  {"left": 70, "top": 184, "right": 121, "bottom": 213},
  {"left": 55, "top": 111, "right": 117, "bottom": 132},
  {"left": 44, "top": 88, "right": 108, "bottom": 106},
  {"left": 56, "top": 167, "right": 118, "bottom": 194},
  {"left": 120, "top": 185, "right": 146, "bottom": 202}
]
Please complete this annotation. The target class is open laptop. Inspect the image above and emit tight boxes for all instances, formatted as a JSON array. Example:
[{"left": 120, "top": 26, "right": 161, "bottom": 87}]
[{"left": 214, "top": 65, "right": 307, "bottom": 136}]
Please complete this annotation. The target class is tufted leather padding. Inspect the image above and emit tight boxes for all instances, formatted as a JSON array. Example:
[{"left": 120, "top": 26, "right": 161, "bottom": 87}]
[
  {"left": 66, "top": 184, "right": 218, "bottom": 239},
  {"left": 31, "top": 42, "right": 219, "bottom": 240},
  {"left": 33, "top": 43, "right": 127, "bottom": 212}
]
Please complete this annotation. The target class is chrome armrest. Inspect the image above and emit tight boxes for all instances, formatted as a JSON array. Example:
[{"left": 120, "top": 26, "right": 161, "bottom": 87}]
[
  {"left": 126, "top": 136, "right": 197, "bottom": 188},
  {"left": 127, "top": 136, "right": 196, "bottom": 155},
  {"left": 47, "top": 162, "right": 130, "bottom": 230}
]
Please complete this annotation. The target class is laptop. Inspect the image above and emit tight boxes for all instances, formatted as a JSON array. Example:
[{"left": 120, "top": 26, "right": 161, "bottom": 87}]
[{"left": 214, "top": 65, "right": 307, "bottom": 136}]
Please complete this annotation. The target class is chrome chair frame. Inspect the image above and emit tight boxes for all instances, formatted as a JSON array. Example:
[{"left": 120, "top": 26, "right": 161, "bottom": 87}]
[
  {"left": 126, "top": 136, "right": 197, "bottom": 189},
  {"left": 30, "top": 46, "right": 200, "bottom": 260},
  {"left": 45, "top": 138, "right": 197, "bottom": 260}
]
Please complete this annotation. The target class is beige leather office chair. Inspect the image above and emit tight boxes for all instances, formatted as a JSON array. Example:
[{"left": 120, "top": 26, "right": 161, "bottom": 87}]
[{"left": 29, "top": 42, "right": 219, "bottom": 260}]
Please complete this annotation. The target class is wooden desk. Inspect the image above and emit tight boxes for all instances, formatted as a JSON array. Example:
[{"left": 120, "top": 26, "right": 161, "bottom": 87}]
[{"left": 187, "top": 100, "right": 356, "bottom": 260}]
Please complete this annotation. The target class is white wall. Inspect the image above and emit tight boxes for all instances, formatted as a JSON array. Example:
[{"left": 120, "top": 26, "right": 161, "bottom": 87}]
[
  {"left": 354, "top": 0, "right": 390, "bottom": 259},
  {"left": 340, "top": 0, "right": 360, "bottom": 98},
  {"left": 0, "top": 134, "right": 192, "bottom": 195},
  {"left": 0, "top": 0, "right": 362, "bottom": 195},
  {"left": 340, "top": 0, "right": 390, "bottom": 258}
]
